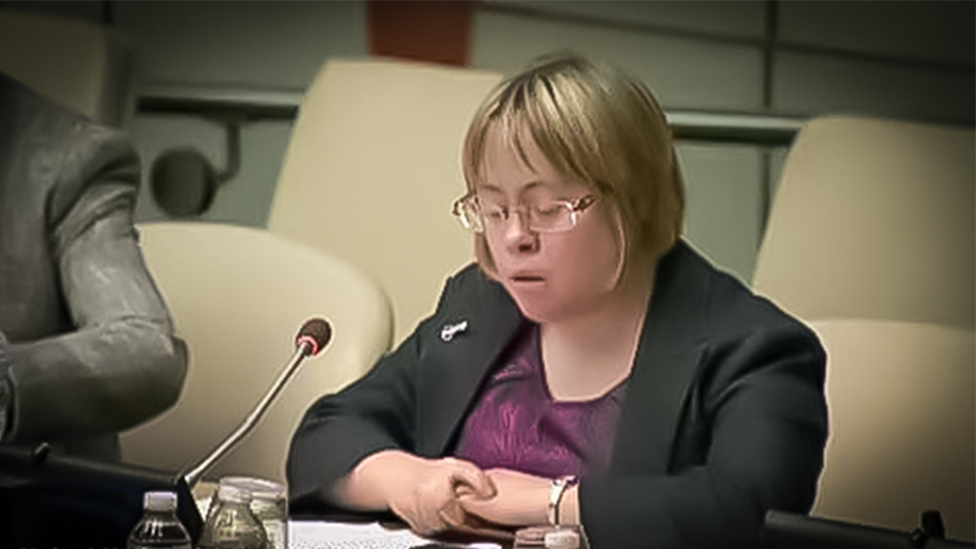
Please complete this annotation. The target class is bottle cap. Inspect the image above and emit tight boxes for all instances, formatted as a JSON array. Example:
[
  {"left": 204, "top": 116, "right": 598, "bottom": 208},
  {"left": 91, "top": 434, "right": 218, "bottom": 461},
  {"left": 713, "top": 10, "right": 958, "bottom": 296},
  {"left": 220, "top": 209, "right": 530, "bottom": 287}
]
[
  {"left": 220, "top": 475, "right": 285, "bottom": 499},
  {"left": 217, "top": 483, "right": 253, "bottom": 504},
  {"left": 144, "top": 490, "right": 178, "bottom": 512},
  {"left": 544, "top": 528, "right": 580, "bottom": 549}
]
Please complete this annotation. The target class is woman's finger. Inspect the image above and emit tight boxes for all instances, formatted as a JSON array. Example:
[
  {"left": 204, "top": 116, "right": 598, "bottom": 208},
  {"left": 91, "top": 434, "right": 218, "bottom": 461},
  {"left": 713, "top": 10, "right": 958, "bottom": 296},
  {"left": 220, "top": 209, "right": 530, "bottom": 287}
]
[{"left": 446, "top": 459, "right": 496, "bottom": 499}]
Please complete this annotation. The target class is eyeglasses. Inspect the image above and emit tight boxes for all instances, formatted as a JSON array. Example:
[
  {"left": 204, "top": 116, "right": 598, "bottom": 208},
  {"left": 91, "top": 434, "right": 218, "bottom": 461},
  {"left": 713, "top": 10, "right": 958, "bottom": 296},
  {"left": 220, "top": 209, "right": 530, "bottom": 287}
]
[{"left": 451, "top": 192, "right": 599, "bottom": 233}]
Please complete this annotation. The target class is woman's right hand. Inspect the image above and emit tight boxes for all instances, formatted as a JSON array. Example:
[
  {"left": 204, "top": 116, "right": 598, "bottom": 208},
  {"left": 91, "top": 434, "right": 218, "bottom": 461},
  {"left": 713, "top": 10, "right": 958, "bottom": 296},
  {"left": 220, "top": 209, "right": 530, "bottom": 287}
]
[{"left": 334, "top": 450, "right": 496, "bottom": 536}]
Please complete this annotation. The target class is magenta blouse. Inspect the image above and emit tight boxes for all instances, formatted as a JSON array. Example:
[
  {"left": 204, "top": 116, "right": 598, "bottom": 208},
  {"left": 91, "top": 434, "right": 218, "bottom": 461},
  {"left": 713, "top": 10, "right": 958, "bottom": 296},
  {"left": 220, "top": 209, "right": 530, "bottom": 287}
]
[{"left": 454, "top": 326, "right": 628, "bottom": 479}]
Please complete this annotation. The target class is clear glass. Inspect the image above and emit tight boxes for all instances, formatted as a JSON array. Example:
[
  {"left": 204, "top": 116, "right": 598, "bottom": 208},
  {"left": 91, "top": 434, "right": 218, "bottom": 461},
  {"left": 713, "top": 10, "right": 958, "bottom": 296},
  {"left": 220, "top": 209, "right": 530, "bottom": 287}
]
[
  {"left": 127, "top": 491, "right": 192, "bottom": 549},
  {"left": 513, "top": 524, "right": 590, "bottom": 549},
  {"left": 452, "top": 193, "right": 598, "bottom": 234},
  {"left": 217, "top": 476, "right": 288, "bottom": 549},
  {"left": 199, "top": 485, "right": 269, "bottom": 549}
]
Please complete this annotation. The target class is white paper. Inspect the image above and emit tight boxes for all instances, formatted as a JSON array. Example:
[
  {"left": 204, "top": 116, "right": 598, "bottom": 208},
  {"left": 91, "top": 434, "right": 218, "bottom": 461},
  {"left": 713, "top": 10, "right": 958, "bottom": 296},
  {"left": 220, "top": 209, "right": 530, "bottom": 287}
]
[
  {"left": 289, "top": 520, "right": 438, "bottom": 549},
  {"left": 288, "top": 521, "right": 503, "bottom": 549}
]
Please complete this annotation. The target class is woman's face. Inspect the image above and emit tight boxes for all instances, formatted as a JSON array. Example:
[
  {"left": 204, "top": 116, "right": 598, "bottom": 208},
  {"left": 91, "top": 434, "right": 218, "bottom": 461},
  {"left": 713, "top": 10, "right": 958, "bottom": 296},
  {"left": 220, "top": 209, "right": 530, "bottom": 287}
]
[{"left": 479, "top": 127, "right": 624, "bottom": 324}]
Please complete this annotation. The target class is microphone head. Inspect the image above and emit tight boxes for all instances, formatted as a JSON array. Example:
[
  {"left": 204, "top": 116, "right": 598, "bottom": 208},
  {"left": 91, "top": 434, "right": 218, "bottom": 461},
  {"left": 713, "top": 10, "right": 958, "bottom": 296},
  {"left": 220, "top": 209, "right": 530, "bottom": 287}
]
[{"left": 295, "top": 318, "right": 332, "bottom": 356}]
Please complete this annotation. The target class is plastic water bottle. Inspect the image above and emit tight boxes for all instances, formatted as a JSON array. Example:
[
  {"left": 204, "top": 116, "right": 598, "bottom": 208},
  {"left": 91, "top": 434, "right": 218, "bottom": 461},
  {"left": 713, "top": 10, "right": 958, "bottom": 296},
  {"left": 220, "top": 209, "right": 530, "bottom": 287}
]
[
  {"left": 198, "top": 484, "right": 269, "bottom": 549},
  {"left": 127, "top": 491, "right": 192, "bottom": 549}
]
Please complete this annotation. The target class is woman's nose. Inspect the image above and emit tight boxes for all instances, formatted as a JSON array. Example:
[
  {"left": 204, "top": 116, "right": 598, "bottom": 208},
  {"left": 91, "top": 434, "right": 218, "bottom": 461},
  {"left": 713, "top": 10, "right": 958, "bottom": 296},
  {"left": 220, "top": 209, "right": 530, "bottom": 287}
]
[{"left": 502, "top": 210, "right": 538, "bottom": 252}]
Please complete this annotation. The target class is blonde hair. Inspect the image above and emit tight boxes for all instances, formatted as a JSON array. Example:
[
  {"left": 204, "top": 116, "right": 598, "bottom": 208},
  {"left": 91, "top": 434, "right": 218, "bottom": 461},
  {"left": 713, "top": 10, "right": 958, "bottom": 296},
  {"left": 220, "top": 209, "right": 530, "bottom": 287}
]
[{"left": 461, "top": 53, "right": 685, "bottom": 276}]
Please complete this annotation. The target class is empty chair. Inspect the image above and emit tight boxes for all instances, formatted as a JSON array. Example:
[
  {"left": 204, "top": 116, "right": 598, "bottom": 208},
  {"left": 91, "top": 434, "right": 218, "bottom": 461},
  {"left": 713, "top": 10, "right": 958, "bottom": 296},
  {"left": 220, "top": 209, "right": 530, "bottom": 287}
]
[
  {"left": 808, "top": 319, "right": 975, "bottom": 541},
  {"left": 0, "top": 8, "right": 134, "bottom": 127},
  {"left": 119, "top": 222, "right": 393, "bottom": 483},
  {"left": 267, "top": 58, "right": 503, "bottom": 344},
  {"left": 753, "top": 115, "right": 975, "bottom": 329},
  {"left": 754, "top": 115, "right": 975, "bottom": 542}
]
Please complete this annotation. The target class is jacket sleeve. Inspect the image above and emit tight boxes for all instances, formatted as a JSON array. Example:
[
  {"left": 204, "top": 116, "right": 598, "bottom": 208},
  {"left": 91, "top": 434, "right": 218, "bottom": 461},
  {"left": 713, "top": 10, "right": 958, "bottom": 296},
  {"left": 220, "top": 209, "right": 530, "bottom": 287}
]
[
  {"left": 582, "top": 323, "right": 828, "bottom": 549},
  {"left": 287, "top": 272, "right": 460, "bottom": 512},
  {"left": 0, "top": 121, "right": 188, "bottom": 442}
]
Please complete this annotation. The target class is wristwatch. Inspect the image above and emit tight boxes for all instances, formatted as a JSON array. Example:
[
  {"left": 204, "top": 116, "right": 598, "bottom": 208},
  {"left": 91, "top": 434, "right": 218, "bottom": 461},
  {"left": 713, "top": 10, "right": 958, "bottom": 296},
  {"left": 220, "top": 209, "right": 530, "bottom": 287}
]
[{"left": 547, "top": 475, "right": 579, "bottom": 526}]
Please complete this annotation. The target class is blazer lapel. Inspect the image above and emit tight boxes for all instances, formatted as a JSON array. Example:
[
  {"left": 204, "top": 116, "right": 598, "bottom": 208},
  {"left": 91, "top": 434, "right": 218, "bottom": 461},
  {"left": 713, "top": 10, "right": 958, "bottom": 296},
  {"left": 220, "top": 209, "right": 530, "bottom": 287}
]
[
  {"left": 612, "top": 241, "right": 711, "bottom": 475},
  {"left": 419, "top": 270, "right": 527, "bottom": 456}
]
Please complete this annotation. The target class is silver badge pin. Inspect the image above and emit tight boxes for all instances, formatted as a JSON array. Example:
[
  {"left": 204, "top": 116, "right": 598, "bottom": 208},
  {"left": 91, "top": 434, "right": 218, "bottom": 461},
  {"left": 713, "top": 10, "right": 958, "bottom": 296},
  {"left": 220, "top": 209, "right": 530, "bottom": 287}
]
[{"left": 440, "top": 320, "right": 468, "bottom": 342}]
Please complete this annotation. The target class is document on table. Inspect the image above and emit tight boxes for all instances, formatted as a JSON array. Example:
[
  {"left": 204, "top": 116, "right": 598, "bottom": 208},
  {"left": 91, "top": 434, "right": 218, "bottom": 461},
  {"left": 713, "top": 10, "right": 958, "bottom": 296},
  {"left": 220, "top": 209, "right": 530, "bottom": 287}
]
[{"left": 289, "top": 520, "right": 503, "bottom": 549}]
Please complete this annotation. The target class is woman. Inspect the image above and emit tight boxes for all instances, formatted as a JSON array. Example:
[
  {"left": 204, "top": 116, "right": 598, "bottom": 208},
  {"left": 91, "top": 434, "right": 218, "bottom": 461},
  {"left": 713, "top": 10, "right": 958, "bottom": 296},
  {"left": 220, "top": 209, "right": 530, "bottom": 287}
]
[{"left": 287, "top": 54, "right": 827, "bottom": 549}]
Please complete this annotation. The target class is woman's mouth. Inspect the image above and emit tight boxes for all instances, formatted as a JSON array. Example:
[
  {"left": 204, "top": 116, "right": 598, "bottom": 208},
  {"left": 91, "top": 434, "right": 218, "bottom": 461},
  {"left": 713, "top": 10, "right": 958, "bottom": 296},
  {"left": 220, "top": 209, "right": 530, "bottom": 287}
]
[{"left": 509, "top": 273, "right": 546, "bottom": 284}]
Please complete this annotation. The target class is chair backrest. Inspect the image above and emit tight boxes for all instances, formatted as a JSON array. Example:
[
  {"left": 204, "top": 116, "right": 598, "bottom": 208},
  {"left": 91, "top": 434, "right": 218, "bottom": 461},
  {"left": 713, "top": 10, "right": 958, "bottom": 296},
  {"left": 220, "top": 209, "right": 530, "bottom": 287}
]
[
  {"left": 809, "top": 319, "right": 975, "bottom": 541},
  {"left": 753, "top": 115, "right": 975, "bottom": 330},
  {"left": 267, "top": 58, "right": 503, "bottom": 344},
  {"left": 119, "top": 222, "right": 393, "bottom": 484},
  {"left": 0, "top": 8, "right": 134, "bottom": 127}
]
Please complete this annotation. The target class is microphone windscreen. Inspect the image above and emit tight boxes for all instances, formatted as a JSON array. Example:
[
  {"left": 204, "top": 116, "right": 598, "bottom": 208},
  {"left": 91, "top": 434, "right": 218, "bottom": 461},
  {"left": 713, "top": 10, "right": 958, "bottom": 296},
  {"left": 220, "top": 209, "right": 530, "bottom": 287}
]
[{"left": 296, "top": 318, "right": 332, "bottom": 356}]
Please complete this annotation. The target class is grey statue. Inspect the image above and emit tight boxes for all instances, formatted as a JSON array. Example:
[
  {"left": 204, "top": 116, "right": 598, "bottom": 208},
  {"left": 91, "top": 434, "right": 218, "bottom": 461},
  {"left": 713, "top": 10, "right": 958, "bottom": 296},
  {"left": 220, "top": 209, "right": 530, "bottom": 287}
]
[{"left": 0, "top": 70, "right": 187, "bottom": 461}]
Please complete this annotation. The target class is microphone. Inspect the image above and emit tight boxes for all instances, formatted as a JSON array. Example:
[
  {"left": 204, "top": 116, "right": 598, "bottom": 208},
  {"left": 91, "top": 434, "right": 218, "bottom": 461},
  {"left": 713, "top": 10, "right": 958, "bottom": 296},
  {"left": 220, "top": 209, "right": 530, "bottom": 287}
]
[{"left": 182, "top": 317, "right": 332, "bottom": 487}]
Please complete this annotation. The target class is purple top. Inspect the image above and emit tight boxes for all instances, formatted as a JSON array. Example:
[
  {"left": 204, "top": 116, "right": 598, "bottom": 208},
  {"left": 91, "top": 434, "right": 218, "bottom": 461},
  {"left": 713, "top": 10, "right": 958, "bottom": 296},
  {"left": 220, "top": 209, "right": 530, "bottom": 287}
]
[{"left": 454, "top": 326, "right": 628, "bottom": 479}]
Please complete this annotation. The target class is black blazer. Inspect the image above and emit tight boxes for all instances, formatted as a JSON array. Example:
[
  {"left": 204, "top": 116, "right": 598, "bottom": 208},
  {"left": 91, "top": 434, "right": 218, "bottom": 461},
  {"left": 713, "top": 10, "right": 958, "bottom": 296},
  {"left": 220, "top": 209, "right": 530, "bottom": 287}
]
[{"left": 288, "top": 241, "right": 828, "bottom": 549}]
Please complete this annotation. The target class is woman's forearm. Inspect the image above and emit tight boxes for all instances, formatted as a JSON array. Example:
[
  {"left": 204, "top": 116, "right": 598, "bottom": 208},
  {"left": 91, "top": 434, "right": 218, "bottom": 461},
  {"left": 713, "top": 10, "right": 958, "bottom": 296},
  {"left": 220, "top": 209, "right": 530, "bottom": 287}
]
[{"left": 333, "top": 449, "right": 423, "bottom": 510}]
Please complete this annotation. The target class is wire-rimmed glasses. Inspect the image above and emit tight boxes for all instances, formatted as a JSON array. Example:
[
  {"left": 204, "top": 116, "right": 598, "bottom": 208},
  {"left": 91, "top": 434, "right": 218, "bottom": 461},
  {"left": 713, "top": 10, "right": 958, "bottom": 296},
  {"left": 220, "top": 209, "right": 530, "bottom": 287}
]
[{"left": 452, "top": 192, "right": 599, "bottom": 233}]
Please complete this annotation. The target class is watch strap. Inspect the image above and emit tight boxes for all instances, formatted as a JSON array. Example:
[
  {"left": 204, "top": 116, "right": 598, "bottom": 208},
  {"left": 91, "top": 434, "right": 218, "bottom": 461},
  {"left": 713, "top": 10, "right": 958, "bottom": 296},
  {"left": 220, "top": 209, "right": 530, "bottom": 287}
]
[{"left": 547, "top": 475, "right": 579, "bottom": 526}]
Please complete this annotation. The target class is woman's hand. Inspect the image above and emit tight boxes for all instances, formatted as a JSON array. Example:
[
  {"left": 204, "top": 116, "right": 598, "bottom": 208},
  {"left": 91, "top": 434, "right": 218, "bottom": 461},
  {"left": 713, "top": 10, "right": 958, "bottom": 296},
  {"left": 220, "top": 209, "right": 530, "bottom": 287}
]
[
  {"left": 457, "top": 468, "right": 552, "bottom": 527},
  {"left": 335, "top": 451, "right": 497, "bottom": 536},
  {"left": 388, "top": 456, "right": 496, "bottom": 535}
]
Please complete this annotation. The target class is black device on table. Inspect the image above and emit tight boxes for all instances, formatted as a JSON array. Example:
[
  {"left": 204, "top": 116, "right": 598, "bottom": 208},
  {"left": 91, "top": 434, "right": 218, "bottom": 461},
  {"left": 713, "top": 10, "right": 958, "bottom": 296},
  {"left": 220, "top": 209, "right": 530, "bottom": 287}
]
[
  {"left": 763, "top": 510, "right": 975, "bottom": 549},
  {"left": 0, "top": 442, "right": 204, "bottom": 549}
]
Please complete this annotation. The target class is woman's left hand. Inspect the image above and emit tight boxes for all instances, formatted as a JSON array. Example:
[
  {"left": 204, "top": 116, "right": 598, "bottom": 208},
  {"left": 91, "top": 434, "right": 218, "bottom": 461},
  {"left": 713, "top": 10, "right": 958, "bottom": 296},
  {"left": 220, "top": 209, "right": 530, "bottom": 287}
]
[{"left": 456, "top": 468, "right": 550, "bottom": 526}]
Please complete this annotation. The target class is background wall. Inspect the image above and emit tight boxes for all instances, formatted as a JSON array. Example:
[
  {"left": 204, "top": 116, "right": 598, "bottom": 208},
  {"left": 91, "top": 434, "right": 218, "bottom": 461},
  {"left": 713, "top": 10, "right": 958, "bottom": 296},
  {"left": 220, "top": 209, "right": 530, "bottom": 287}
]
[{"left": 2, "top": 0, "right": 973, "bottom": 286}]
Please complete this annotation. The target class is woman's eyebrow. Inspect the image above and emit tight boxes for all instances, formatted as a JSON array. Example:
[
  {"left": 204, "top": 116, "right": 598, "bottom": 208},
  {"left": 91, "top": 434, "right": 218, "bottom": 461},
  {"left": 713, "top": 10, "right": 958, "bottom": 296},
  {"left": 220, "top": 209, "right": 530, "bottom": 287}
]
[
  {"left": 475, "top": 183, "right": 503, "bottom": 193},
  {"left": 476, "top": 181, "right": 548, "bottom": 194}
]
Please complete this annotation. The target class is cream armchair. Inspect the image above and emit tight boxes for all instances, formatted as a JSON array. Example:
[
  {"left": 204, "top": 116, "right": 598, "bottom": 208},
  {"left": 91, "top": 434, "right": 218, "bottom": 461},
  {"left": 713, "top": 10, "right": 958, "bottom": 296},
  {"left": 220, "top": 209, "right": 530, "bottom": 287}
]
[
  {"left": 119, "top": 222, "right": 393, "bottom": 484},
  {"left": 809, "top": 319, "right": 974, "bottom": 541},
  {"left": 753, "top": 115, "right": 974, "bottom": 329},
  {"left": 753, "top": 115, "right": 975, "bottom": 541},
  {"left": 267, "top": 58, "right": 503, "bottom": 345}
]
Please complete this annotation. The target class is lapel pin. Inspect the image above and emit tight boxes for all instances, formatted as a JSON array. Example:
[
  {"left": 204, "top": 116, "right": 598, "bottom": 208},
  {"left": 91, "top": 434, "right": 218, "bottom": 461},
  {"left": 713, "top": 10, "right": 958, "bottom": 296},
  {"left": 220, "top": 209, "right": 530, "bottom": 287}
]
[{"left": 440, "top": 320, "right": 468, "bottom": 342}]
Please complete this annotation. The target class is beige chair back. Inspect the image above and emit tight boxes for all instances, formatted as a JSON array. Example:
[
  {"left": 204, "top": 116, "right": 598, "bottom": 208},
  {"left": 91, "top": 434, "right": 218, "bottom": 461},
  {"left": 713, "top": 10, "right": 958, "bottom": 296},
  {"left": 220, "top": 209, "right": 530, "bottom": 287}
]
[
  {"left": 753, "top": 115, "right": 975, "bottom": 329},
  {"left": 119, "top": 222, "right": 393, "bottom": 483},
  {"left": 809, "top": 319, "right": 975, "bottom": 541},
  {"left": 0, "top": 9, "right": 134, "bottom": 127},
  {"left": 268, "top": 58, "right": 503, "bottom": 344}
]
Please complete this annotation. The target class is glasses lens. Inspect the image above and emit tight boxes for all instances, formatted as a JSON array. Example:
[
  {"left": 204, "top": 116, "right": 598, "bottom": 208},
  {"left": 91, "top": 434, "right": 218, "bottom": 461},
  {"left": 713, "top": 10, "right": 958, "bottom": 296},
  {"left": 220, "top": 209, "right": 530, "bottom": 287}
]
[
  {"left": 453, "top": 196, "right": 483, "bottom": 232},
  {"left": 529, "top": 202, "right": 574, "bottom": 233}
]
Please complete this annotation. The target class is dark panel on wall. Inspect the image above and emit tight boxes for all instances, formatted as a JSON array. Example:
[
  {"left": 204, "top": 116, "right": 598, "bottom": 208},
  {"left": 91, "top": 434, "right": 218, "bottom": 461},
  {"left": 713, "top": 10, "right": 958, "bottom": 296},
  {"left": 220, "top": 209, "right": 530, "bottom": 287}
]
[{"left": 368, "top": 0, "right": 475, "bottom": 66}]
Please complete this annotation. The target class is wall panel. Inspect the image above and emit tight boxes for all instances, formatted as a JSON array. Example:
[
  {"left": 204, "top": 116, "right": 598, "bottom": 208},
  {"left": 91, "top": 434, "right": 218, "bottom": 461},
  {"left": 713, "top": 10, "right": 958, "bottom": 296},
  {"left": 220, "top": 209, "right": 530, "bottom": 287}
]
[
  {"left": 779, "top": 1, "right": 974, "bottom": 66},
  {"left": 472, "top": 10, "right": 765, "bottom": 111},
  {"left": 775, "top": 53, "right": 975, "bottom": 125},
  {"left": 678, "top": 144, "right": 765, "bottom": 283},
  {"left": 483, "top": 0, "right": 766, "bottom": 39}
]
